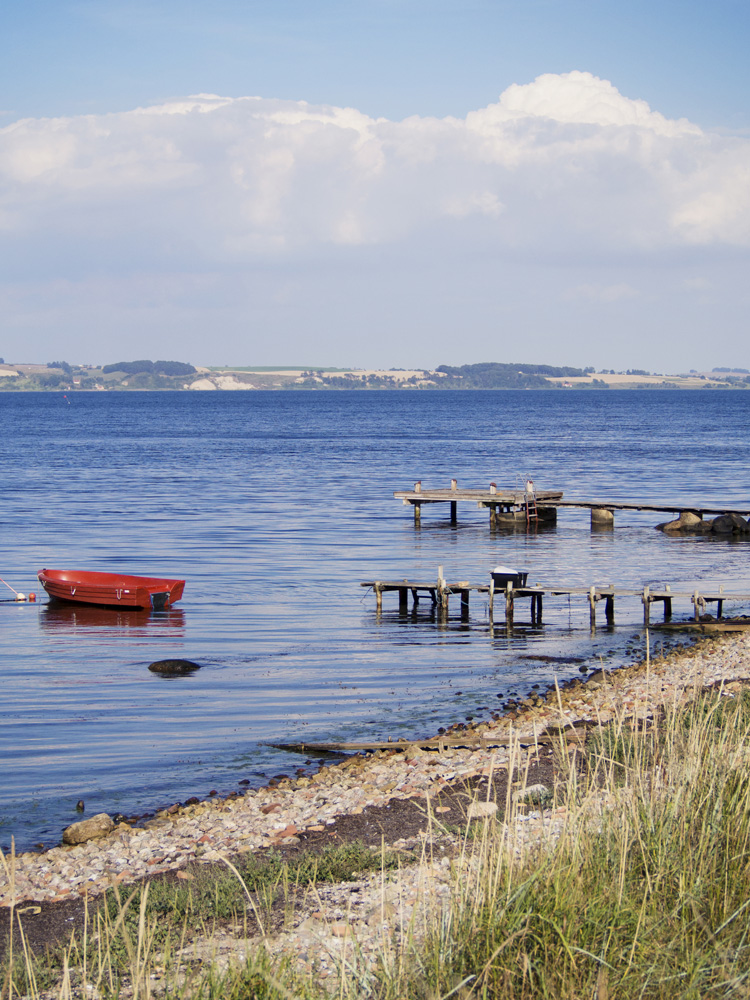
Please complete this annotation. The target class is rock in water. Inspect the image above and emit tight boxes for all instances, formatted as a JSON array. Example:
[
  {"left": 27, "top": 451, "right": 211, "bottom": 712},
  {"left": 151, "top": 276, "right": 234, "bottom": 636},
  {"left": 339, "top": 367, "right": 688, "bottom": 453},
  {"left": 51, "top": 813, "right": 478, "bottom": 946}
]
[
  {"left": 711, "top": 513, "right": 750, "bottom": 534},
  {"left": 148, "top": 658, "right": 202, "bottom": 674},
  {"left": 63, "top": 813, "right": 114, "bottom": 845}
]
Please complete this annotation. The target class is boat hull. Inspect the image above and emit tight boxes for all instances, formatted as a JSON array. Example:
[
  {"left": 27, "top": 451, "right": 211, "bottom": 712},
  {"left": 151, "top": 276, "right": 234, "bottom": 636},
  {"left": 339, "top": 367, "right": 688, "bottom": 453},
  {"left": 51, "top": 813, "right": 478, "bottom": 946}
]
[{"left": 37, "top": 569, "right": 185, "bottom": 610}]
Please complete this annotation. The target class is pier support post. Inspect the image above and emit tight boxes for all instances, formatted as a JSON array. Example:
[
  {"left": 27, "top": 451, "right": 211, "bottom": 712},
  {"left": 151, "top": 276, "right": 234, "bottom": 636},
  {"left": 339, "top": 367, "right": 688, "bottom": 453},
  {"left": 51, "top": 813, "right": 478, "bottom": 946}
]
[
  {"left": 643, "top": 586, "right": 651, "bottom": 626},
  {"left": 693, "top": 591, "right": 705, "bottom": 621},
  {"left": 530, "top": 593, "right": 543, "bottom": 624},
  {"left": 437, "top": 566, "right": 449, "bottom": 612},
  {"left": 375, "top": 583, "right": 382, "bottom": 612},
  {"left": 450, "top": 502, "right": 457, "bottom": 525},
  {"left": 399, "top": 588, "right": 408, "bottom": 613},
  {"left": 505, "top": 582, "right": 514, "bottom": 624},
  {"left": 664, "top": 584, "right": 672, "bottom": 621},
  {"left": 413, "top": 502, "right": 421, "bottom": 528},
  {"left": 591, "top": 507, "right": 615, "bottom": 530},
  {"left": 488, "top": 578, "right": 495, "bottom": 618},
  {"left": 589, "top": 586, "right": 597, "bottom": 629},
  {"left": 460, "top": 590, "right": 469, "bottom": 617},
  {"left": 605, "top": 592, "right": 615, "bottom": 624}
]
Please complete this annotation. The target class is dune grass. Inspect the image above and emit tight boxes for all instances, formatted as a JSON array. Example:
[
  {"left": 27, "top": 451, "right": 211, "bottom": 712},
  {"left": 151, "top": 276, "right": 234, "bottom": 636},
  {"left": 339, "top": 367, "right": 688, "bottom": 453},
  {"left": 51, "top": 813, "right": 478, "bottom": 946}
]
[
  {"left": 384, "top": 688, "right": 750, "bottom": 1000},
  {"left": 5, "top": 687, "right": 750, "bottom": 998}
]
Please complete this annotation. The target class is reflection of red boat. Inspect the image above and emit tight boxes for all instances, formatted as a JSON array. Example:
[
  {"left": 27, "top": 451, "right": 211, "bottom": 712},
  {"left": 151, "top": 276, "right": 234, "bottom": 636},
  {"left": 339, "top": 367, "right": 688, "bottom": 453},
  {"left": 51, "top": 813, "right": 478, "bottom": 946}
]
[
  {"left": 40, "top": 603, "right": 186, "bottom": 632},
  {"left": 37, "top": 569, "right": 185, "bottom": 610}
]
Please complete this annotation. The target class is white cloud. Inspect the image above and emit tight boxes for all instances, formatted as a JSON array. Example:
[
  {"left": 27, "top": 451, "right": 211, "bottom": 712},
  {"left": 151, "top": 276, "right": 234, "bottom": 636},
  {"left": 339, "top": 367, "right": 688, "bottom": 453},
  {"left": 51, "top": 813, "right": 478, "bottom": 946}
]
[
  {"left": 1, "top": 71, "right": 749, "bottom": 265},
  {"left": 466, "top": 71, "right": 700, "bottom": 135},
  {"left": 1, "top": 72, "right": 749, "bottom": 369}
]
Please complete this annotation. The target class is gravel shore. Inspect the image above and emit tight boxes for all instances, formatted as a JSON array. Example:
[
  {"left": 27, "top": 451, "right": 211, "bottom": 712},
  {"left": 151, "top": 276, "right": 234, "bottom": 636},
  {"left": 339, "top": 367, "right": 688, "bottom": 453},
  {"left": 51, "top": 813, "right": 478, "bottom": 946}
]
[{"left": 3, "top": 628, "right": 750, "bottom": 986}]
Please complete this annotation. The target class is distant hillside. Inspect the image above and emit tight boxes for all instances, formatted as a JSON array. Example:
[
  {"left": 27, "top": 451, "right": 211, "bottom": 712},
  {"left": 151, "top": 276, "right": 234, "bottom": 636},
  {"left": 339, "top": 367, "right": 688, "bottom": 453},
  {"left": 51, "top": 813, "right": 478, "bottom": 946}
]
[
  {"left": 435, "top": 362, "right": 594, "bottom": 389},
  {"left": 0, "top": 360, "right": 747, "bottom": 391}
]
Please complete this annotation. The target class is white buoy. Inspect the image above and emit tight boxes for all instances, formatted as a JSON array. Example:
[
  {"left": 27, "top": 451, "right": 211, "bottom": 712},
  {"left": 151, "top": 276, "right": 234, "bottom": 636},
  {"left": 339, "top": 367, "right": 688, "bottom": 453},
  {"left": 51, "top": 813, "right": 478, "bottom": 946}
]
[{"left": 15, "top": 593, "right": 26, "bottom": 602}]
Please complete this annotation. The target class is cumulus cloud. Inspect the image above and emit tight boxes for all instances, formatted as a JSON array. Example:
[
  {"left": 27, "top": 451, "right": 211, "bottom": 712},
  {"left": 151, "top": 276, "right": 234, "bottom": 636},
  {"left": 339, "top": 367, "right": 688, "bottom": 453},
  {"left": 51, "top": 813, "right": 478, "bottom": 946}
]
[{"left": 1, "top": 71, "right": 749, "bottom": 271}]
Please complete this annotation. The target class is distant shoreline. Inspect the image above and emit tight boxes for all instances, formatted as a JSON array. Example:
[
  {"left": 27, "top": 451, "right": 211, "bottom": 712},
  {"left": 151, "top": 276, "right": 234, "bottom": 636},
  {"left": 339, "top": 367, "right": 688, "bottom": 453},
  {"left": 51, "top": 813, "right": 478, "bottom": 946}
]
[
  {"left": 3, "top": 361, "right": 749, "bottom": 392},
  {"left": 1, "top": 384, "right": 748, "bottom": 393}
]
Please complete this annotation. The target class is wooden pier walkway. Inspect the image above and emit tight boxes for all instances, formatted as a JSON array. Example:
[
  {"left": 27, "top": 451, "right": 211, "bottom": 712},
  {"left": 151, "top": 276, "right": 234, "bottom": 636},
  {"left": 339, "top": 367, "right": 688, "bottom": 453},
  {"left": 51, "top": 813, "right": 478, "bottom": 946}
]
[
  {"left": 361, "top": 570, "right": 750, "bottom": 628},
  {"left": 394, "top": 481, "right": 750, "bottom": 529}
]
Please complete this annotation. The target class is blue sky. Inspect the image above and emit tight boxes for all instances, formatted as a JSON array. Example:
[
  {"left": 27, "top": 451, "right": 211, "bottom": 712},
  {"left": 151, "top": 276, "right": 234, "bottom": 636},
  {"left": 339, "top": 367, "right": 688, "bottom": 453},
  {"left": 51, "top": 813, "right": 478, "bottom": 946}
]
[{"left": 1, "top": 0, "right": 749, "bottom": 370}]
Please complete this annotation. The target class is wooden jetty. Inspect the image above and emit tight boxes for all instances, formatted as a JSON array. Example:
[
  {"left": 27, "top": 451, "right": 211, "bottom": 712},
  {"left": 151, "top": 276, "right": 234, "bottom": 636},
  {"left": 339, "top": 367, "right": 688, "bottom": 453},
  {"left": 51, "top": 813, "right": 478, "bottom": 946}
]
[
  {"left": 394, "top": 480, "right": 750, "bottom": 529},
  {"left": 361, "top": 569, "right": 750, "bottom": 628},
  {"left": 394, "top": 480, "right": 562, "bottom": 528}
]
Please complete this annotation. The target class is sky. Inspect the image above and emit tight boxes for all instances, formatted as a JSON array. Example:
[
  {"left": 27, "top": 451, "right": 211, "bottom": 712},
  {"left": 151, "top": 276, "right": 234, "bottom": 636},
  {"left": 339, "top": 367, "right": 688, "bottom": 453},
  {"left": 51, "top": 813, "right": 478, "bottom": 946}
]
[{"left": 1, "top": 0, "right": 749, "bottom": 371}]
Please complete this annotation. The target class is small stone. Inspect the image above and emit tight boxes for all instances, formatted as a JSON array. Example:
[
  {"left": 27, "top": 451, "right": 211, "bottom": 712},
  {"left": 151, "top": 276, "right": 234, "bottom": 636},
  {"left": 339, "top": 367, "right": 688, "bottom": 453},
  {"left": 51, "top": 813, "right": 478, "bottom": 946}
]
[
  {"left": 516, "top": 784, "right": 553, "bottom": 806},
  {"left": 467, "top": 801, "right": 498, "bottom": 819}
]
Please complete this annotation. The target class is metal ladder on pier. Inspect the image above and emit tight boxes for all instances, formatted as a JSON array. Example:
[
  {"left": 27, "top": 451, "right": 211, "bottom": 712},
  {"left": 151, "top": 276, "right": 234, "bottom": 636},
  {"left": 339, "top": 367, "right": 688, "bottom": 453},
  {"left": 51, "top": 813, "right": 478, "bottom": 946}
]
[{"left": 524, "top": 478, "right": 538, "bottom": 527}]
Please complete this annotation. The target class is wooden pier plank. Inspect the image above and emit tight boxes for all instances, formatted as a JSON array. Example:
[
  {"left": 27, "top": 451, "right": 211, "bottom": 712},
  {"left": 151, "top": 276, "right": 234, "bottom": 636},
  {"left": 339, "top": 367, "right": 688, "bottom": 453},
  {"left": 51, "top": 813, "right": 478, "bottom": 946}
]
[{"left": 394, "top": 483, "right": 750, "bottom": 518}]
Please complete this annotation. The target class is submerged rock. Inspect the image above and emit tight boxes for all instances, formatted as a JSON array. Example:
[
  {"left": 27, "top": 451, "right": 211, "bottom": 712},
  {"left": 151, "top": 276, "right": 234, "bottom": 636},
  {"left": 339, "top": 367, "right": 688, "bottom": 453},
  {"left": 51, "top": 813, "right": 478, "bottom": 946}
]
[{"left": 148, "top": 658, "right": 202, "bottom": 674}]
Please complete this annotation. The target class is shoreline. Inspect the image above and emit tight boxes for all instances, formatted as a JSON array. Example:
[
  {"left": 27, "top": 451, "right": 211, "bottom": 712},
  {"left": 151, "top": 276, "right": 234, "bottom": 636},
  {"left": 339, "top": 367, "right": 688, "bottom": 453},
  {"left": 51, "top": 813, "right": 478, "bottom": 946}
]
[{"left": 2, "top": 627, "right": 748, "bottom": 914}]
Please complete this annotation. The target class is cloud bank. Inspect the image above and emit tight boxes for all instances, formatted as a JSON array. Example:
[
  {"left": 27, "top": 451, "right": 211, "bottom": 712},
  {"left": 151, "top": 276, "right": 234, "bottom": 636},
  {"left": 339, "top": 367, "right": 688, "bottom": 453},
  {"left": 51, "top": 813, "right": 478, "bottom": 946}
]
[
  {"left": 2, "top": 71, "right": 748, "bottom": 257},
  {"left": 1, "top": 71, "right": 748, "bottom": 367}
]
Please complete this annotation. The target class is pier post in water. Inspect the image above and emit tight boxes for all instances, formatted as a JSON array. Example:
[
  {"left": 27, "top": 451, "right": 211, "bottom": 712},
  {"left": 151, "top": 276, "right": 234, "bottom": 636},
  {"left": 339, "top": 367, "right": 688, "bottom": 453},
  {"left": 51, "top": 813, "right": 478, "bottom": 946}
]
[
  {"left": 450, "top": 479, "right": 458, "bottom": 524},
  {"left": 437, "top": 566, "right": 449, "bottom": 612},
  {"left": 505, "top": 581, "right": 514, "bottom": 624},
  {"left": 591, "top": 507, "right": 615, "bottom": 530},
  {"left": 605, "top": 589, "right": 615, "bottom": 624},
  {"left": 413, "top": 480, "right": 422, "bottom": 527},
  {"left": 488, "top": 483, "right": 497, "bottom": 528},
  {"left": 589, "top": 585, "right": 597, "bottom": 629},
  {"left": 530, "top": 592, "right": 543, "bottom": 624}
]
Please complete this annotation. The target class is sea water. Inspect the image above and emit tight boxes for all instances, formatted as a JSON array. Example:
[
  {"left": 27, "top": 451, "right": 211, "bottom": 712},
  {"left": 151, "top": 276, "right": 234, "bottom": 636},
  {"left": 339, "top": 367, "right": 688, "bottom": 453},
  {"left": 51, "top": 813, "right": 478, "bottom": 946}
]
[{"left": 1, "top": 389, "right": 749, "bottom": 849}]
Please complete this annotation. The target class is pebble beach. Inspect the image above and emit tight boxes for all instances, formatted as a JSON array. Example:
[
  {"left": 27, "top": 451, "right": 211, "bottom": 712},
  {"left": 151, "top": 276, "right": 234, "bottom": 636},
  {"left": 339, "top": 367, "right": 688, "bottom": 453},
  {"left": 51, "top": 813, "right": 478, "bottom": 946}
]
[{"left": 3, "top": 628, "right": 750, "bottom": 985}]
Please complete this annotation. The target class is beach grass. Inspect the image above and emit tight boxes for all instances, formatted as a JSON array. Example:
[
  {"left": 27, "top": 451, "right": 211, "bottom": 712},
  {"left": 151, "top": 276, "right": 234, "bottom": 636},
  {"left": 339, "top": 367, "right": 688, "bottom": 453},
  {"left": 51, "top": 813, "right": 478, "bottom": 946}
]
[{"left": 6, "top": 686, "right": 750, "bottom": 998}]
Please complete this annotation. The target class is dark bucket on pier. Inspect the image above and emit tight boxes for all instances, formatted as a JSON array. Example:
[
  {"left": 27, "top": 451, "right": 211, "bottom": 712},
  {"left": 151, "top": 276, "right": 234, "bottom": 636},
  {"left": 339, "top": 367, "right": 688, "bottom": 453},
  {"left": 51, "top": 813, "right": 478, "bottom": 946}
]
[{"left": 492, "top": 567, "right": 529, "bottom": 588}]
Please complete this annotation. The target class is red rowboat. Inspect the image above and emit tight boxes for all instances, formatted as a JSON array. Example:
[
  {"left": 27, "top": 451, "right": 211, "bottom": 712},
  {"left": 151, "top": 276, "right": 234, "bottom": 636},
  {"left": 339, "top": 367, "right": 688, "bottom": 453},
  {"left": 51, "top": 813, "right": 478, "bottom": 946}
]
[{"left": 37, "top": 569, "right": 185, "bottom": 610}]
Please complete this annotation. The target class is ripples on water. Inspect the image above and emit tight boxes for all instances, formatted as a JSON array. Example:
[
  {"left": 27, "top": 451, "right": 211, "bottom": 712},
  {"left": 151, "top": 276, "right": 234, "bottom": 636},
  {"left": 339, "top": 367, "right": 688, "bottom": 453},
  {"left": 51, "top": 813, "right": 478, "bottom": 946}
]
[{"left": 1, "top": 389, "right": 749, "bottom": 848}]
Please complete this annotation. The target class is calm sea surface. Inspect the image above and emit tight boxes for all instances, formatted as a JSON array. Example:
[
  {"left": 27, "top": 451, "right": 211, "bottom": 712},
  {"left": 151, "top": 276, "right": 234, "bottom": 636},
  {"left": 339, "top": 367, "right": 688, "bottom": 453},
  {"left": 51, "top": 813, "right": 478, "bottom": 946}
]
[{"left": 2, "top": 389, "right": 750, "bottom": 849}]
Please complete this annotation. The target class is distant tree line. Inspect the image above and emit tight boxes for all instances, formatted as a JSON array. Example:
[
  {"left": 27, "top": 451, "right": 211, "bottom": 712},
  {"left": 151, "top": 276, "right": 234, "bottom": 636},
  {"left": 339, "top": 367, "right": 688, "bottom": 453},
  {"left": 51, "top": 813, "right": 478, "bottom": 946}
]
[
  {"left": 435, "top": 362, "right": 588, "bottom": 389},
  {"left": 101, "top": 360, "right": 197, "bottom": 376}
]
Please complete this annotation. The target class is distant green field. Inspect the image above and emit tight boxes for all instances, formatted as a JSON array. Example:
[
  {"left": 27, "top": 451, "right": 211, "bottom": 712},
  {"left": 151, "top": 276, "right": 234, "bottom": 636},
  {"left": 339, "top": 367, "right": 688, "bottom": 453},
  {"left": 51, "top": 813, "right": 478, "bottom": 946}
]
[{"left": 206, "top": 366, "right": 355, "bottom": 373}]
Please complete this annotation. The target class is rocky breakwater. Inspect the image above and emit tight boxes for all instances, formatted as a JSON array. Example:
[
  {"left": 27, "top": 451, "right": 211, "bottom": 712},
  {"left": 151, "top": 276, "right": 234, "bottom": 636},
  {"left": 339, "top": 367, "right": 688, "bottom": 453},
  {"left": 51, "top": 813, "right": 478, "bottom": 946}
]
[
  {"left": 3, "top": 631, "right": 750, "bottom": 913},
  {"left": 657, "top": 510, "right": 750, "bottom": 535}
]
